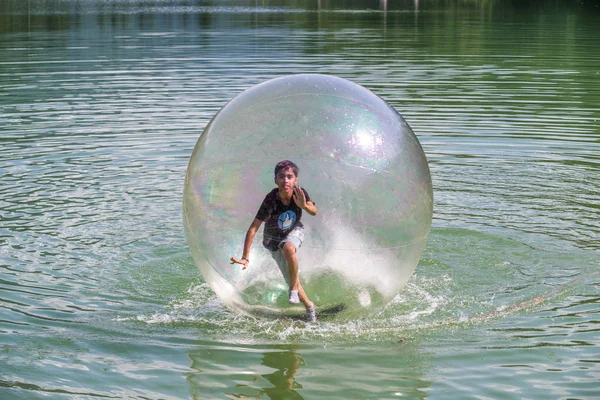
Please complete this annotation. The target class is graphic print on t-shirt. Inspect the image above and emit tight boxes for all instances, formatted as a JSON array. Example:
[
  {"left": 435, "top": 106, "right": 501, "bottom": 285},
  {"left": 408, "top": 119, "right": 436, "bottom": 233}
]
[{"left": 278, "top": 210, "right": 296, "bottom": 231}]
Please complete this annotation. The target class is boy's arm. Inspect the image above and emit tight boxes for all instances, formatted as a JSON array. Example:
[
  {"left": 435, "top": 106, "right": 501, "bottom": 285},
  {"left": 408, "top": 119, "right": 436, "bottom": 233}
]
[
  {"left": 230, "top": 218, "right": 263, "bottom": 269},
  {"left": 303, "top": 201, "right": 317, "bottom": 216},
  {"left": 293, "top": 186, "right": 318, "bottom": 216}
]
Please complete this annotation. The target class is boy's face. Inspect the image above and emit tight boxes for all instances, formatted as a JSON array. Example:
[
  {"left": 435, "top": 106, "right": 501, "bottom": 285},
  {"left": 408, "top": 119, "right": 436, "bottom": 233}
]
[{"left": 274, "top": 167, "right": 298, "bottom": 195}]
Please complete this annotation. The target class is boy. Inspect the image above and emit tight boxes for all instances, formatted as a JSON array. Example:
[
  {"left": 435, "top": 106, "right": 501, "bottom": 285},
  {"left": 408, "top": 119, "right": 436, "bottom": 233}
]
[{"left": 230, "top": 160, "right": 318, "bottom": 322}]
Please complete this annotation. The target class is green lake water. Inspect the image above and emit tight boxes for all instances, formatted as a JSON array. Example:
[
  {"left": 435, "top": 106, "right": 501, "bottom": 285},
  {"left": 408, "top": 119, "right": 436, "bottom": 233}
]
[{"left": 1, "top": 1, "right": 599, "bottom": 399}]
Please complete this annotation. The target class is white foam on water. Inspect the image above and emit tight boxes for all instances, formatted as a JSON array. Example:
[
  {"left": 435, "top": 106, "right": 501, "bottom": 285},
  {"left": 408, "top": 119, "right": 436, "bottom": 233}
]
[{"left": 115, "top": 274, "right": 453, "bottom": 341}]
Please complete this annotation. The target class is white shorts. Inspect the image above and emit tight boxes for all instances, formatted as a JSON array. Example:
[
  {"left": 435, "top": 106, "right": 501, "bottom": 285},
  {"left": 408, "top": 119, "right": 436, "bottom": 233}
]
[{"left": 270, "top": 226, "right": 304, "bottom": 284}]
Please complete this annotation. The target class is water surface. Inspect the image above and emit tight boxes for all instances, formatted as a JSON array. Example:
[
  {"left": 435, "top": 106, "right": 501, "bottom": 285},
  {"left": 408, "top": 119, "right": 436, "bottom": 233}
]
[{"left": 1, "top": 1, "right": 599, "bottom": 399}]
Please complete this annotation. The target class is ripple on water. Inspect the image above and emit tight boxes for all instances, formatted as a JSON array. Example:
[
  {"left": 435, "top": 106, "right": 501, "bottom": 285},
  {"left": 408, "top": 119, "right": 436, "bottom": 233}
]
[
  {"left": 1, "top": 3, "right": 599, "bottom": 398},
  {"left": 109, "top": 229, "right": 598, "bottom": 346}
]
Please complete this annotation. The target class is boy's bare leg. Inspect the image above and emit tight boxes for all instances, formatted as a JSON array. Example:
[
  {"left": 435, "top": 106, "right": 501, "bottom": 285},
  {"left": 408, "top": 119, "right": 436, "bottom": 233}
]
[
  {"left": 296, "top": 285, "right": 312, "bottom": 309},
  {"left": 282, "top": 242, "right": 313, "bottom": 309}
]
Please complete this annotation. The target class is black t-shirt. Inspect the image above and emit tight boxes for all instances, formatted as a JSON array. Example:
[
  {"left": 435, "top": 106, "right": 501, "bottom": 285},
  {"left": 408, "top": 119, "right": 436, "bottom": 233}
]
[{"left": 255, "top": 188, "right": 313, "bottom": 251}]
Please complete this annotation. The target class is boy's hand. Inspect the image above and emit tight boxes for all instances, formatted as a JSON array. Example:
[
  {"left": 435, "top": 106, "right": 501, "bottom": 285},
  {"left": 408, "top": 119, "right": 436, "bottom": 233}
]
[
  {"left": 293, "top": 185, "right": 307, "bottom": 209},
  {"left": 230, "top": 256, "right": 249, "bottom": 270}
]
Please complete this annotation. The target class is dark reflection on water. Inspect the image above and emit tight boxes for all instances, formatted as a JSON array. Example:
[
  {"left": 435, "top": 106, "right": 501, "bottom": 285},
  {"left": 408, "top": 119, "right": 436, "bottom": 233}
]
[
  {"left": 186, "top": 345, "right": 309, "bottom": 400},
  {"left": 186, "top": 343, "right": 431, "bottom": 399},
  {"left": 230, "top": 349, "right": 305, "bottom": 400}
]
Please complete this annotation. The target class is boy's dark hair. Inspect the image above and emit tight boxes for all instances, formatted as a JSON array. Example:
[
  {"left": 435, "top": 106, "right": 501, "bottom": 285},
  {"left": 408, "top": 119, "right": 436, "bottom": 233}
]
[{"left": 274, "top": 160, "right": 299, "bottom": 177}]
